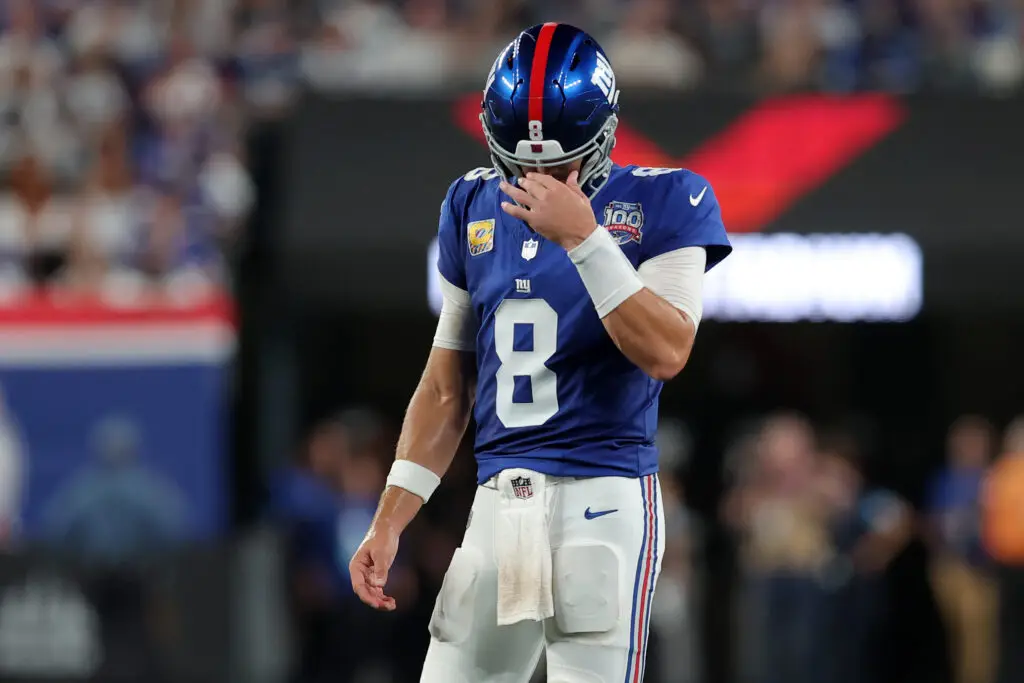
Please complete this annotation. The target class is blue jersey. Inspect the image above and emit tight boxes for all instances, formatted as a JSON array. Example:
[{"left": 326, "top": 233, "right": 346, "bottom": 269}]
[{"left": 436, "top": 164, "right": 732, "bottom": 484}]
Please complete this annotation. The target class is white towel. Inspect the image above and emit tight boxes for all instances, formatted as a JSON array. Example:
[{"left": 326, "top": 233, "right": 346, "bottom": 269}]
[{"left": 494, "top": 469, "right": 554, "bottom": 626}]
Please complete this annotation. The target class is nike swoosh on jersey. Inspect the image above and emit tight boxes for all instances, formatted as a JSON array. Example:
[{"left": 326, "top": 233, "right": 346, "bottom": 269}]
[
  {"left": 689, "top": 186, "right": 708, "bottom": 206},
  {"left": 584, "top": 507, "right": 619, "bottom": 520}
]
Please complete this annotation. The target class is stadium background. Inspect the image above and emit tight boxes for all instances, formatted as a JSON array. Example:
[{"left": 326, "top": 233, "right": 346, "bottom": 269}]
[{"left": 1, "top": 1, "right": 1023, "bottom": 683}]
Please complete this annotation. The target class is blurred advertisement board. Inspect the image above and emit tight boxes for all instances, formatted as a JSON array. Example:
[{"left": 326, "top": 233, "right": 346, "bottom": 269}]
[
  {"left": 0, "top": 295, "right": 233, "bottom": 540},
  {"left": 283, "top": 94, "right": 1024, "bottom": 314},
  {"left": 427, "top": 232, "right": 924, "bottom": 322}
]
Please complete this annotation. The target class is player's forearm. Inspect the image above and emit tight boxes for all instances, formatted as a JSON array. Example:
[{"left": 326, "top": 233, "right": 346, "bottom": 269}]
[
  {"left": 567, "top": 228, "right": 702, "bottom": 381},
  {"left": 373, "top": 348, "right": 476, "bottom": 534},
  {"left": 602, "top": 289, "right": 696, "bottom": 381},
  {"left": 394, "top": 358, "right": 475, "bottom": 478}
]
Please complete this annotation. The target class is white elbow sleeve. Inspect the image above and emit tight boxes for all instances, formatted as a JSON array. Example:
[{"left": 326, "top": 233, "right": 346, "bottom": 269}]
[
  {"left": 432, "top": 277, "right": 476, "bottom": 351},
  {"left": 638, "top": 247, "right": 707, "bottom": 328}
]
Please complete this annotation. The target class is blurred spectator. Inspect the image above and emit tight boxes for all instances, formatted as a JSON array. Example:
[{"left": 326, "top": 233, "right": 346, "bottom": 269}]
[
  {"left": 757, "top": 0, "right": 830, "bottom": 91},
  {"left": 64, "top": 50, "right": 128, "bottom": 144},
  {"left": 723, "top": 413, "right": 830, "bottom": 683},
  {"left": 603, "top": 0, "right": 703, "bottom": 89},
  {"left": 699, "top": 0, "right": 760, "bottom": 88},
  {"left": 55, "top": 127, "right": 140, "bottom": 299},
  {"left": 235, "top": 0, "right": 302, "bottom": 116},
  {"left": 982, "top": 416, "right": 1024, "bottom": 683},
  {"left": 652, "top": 470, "right": 702, "bottom": 683},
  {"left": 8, "top": 151, "right": 67, "bottom": 287},
  {"left": 0, "top": 1, "right": 78, "bottom": 177},
  {"left": 0, "top": 385, "right": 25, "bottom": 546},
  {"left": 197, "top": 140, "right": 255, "bottom": 241},
  {"left": 40, "top": 415, "right": 187, "bottom": 567},
  {"left": 650, "top": 419, "right": 702, "bottom": 683},
  {"left": 299, "top": 0, "right": 454, "bottom": 92},
  {"left": 271, "top": 409, "right": 418, "bottom": 683},
  {"left": 926, "top": 415, "right": 997, "bottom": 683},
  {"left": 137, "top": 187, "right": 222, "bottom": 298},
  {"left": 816, "top": 432, "right": 912, "bottom": 683},
  {"left": 143, "top": 35, "right": 222, "bottom": 135},
  {"left": 65, "top": 0, "right": 167, "bottom": 67}
]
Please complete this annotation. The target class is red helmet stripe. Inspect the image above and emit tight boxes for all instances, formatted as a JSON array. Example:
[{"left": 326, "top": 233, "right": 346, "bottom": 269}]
[{"left": 528, "top": 22, "right": 559, "bottom": 133}]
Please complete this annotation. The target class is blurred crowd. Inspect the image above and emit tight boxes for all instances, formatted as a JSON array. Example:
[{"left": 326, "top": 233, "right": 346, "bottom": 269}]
[
  {"left": 0, "top": 0, "right": 253, "bottom": 305},
  {"left": 272, "top": 408, "right": 1024, "bottom": 683},
  {"left": 3, "top": 0, "right": 1022, "bottom": 303},
  {"left": 291, "top": 0, "right": 1024, "bottom": 94}
]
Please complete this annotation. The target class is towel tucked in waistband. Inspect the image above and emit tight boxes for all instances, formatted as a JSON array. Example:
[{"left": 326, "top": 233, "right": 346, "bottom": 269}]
[{"left": 494, "top": 468, "right": 554, "bottom": 626}]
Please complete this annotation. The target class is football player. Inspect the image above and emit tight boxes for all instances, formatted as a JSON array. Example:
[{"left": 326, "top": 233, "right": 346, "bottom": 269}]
[{"left": 350, "top": 23, "right": 732, "bottom": 682}]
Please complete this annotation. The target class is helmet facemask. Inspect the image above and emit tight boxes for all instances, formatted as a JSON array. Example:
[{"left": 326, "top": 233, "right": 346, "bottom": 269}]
[{"left": 481, "top": 113, "right": 618, "bottom": 200}]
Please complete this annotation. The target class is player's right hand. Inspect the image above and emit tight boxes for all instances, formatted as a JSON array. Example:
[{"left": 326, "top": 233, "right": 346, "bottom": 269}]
[{"left": 349, "top": 523, "right": 400, "bottom": 611}]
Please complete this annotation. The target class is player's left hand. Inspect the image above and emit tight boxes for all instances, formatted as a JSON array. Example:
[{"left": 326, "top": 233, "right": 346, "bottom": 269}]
[{"left": 500, "top": 171, "right": 598, "bottom": 250}]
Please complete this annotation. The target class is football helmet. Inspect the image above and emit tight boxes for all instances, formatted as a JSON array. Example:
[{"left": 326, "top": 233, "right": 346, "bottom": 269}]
[{"left": 480, "top": 23, "right": 620, "bottom": 197}]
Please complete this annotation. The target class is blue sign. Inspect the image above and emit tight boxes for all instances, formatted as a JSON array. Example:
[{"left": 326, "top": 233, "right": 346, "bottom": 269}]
[{"left": 0, "top": 299, "right": 234, "bottom": 540}]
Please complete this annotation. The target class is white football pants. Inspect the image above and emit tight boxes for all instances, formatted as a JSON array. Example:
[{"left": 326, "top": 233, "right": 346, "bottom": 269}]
[{"left": 420, "top": 472, "right": 665, "bottom": 683}]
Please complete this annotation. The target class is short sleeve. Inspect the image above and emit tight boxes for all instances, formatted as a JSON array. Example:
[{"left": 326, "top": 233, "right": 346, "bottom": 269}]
[
  {"left": 639, "top": 171, "right": 732, "bottom": 271},
  {"left": 437, "top": 178, "right": 467, "bottom": 290}
]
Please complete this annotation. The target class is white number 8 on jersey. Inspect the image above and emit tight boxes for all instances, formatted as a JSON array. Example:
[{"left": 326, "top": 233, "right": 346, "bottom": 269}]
[{"left": 494, "top": 299, "right": 559, "bottom": 428}]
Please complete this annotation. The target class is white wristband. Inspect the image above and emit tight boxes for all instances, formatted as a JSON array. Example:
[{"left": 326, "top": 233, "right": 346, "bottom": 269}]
[
  {"left": 386, "top": 460, "right": 441, "bottom": 503},
  {"left": 568, "top": 226, "right": 645, "bottom": 318}
]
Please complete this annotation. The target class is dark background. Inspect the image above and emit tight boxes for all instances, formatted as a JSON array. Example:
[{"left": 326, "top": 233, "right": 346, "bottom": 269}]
[{"left": 227, "top": 92, "right": 1024, "bottom": 683}]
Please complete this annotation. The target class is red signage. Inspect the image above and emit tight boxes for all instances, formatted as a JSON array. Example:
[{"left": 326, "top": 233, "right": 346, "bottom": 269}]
[{"left": 454, "top": 94, "right": 905, "bottom": 232}]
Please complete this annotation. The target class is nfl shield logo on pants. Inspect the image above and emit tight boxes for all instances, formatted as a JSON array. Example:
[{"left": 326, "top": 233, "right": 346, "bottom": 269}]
[
  {"left": 511, "top": 476, "right": 533, "bottom": 499},
  {"left": 521, "top": 239, "right": 538, "bottom": 261}
]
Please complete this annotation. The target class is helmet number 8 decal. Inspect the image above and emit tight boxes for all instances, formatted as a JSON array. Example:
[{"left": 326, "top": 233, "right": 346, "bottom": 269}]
[{"left": 528, "top": 120, "right": 543, "bottom": 141}]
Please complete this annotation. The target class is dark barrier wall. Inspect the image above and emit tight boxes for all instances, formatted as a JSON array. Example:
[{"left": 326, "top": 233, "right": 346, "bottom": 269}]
[
  {"left": 282, "top": 94, "right": 1024, "bottom": 313},
  {"left": 0, "top": 549, "right": 231, "bottom": 683}
]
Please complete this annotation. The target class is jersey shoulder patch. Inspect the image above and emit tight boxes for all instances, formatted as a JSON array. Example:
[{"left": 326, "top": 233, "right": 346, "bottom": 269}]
[
  {"left": 439, "top": 169, "right": 499, "bottom": 288},
  {"left": 608, "top": 165, "right": 730, "bottom": 268}
]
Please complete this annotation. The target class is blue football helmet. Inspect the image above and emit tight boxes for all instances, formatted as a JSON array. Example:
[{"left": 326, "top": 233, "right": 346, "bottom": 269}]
[{"left": 480, "top": 23, "right": 620, "bottom": 197}]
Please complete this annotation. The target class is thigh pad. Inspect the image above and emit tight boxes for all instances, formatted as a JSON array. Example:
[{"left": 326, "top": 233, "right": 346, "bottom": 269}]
[
  {"left": 428, "top": 547, "right": 482, "bottom": 645},
  {"left": 552, "top": 543, "right": 620, "bottom": 634}
]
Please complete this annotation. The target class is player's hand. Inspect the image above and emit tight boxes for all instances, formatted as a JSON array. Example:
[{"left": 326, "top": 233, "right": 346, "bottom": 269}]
[
  {"left": 500, "top": 171, "right": 597, "bottom": 250},
  {"left": 349, "top": 523, "right": 400, "bottom": 611}
]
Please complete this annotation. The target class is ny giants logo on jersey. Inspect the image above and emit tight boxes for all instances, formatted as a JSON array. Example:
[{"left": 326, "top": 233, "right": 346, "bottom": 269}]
[
  {"left": 511, "top": 476, "right": 534, "bottom": 499},
  {"left": 602, "top": 201, "right": 644, "bottom": 245},
  {"left": 467, "top": 219, "right": 495, "bottom": 256}
]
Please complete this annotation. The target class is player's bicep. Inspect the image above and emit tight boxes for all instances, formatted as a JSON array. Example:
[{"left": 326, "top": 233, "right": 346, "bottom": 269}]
[
  {"left": 432, "top": 277, "right": 477, "bottom": 352},
  {"left": 637, "top": 246, "right": 706, "bottom": 329}
]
